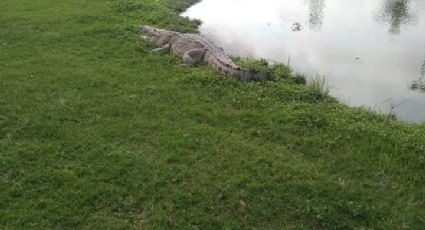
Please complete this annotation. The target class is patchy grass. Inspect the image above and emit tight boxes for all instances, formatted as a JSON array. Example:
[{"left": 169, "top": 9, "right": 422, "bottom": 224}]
[{"left": 0, "top": 0, "right": 424, "bottom": 229}]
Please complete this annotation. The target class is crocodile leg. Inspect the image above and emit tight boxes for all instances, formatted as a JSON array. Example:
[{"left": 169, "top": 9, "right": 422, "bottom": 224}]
[
  {"left": 152, "top": 43, "right": 171, "bottom": 53},
  {"left": 182, "top": 48, "right": 206, "bottom": 66}
]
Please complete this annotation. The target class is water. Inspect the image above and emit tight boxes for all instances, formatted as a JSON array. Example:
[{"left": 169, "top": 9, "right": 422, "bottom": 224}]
[{"left": 183, "top": 0, "right": 425, "bottom": 122}]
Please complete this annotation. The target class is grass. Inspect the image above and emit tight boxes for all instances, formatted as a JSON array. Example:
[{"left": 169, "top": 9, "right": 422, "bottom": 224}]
[
  {"left": 0, "top": 0, "right": 424, "bottom": 229},
  {"left": 308, "top": 73, "right": 331, "bottom": 99}
]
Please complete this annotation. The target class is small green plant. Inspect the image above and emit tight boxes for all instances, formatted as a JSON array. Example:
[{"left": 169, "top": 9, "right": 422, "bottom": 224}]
[
  {"left": 232, "top": 57, "right": 269, "bottom": 73},
  {"left": 117, "top": 1, "right": 144, "bottom": 12},
  {"left": 308, "top": 73, "right": 330, "bottom": 98},
  {"left": 270, "top": 63, "right": 292, "bottom": 79},
  {"left": 289, "top": 73, "right": 308, "bottom": 85},
  {"left": 168, "top": 0, "right": 202, "bottom": 12}
]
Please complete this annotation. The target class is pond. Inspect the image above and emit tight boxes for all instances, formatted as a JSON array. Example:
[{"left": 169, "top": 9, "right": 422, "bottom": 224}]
[{"left": 183, "top": 0, "right": 425, "bottom": 122}]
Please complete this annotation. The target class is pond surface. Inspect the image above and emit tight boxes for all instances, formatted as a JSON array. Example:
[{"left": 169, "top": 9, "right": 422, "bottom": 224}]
[{"left": 183, "top": 0, "right": 425, "bottom": 122}]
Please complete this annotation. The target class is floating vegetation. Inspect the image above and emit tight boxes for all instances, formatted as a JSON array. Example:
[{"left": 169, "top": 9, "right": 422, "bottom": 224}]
[{"left": 291, "top": 22, "right": 303, "bottom": 32}]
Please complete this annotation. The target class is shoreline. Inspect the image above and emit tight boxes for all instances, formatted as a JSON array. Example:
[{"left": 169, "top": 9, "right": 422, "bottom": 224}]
[{"left": 180, "top": 0, "right": 425, "bottom": 123}]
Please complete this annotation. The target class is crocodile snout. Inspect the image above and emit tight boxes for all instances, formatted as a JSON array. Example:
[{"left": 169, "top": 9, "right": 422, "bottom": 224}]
[
  {"left": 140, "top": 25, "right": 158, "bottom": 35},
  {"left": 139, "top": 25, "right": 149, "bottom": 34}
]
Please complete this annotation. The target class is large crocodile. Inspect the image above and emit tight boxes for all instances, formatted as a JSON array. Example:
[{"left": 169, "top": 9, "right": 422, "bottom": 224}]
[{"left": 140, "top": 25, "right": 269, "bottom": 81}]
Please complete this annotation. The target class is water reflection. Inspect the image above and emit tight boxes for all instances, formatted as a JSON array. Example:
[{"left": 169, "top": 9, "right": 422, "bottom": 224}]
[
  {"left": 410, "top": 57, "right": 425, "bottom": 92},
  {"left": 375, "top": 0, "right": 414, "bottom": 34},
  {"left": 308, "top": 0, "right": 326, "bottom": 30},
  {"left": 183, "top": 0, "right": 425, "bottom": 122}
]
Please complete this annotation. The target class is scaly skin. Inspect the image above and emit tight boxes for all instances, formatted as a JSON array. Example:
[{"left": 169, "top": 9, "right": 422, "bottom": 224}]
[{"left": 140, "top": 25, "right": 269, "bottom": 81}]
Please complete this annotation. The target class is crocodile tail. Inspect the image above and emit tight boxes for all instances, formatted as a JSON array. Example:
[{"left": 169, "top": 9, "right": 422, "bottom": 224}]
[
  {"left": 216, "top": 63, "right": 270, "bottom": 81},
  {"left": 205, "top": 52, "right": 270, "bottom": 81},
  {"left": 236, "top": 69, "right": 270, "bottom": 81}
]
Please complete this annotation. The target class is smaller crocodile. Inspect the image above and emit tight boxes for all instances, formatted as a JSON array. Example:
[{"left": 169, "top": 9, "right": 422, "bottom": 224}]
[{"left": 140, "top": 25, "right": 269, "bottom": 81}]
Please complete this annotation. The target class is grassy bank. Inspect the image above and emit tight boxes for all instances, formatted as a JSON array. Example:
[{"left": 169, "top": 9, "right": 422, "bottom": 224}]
[{"left": 1, "top": 0, "right": 424, "bottom": 229}]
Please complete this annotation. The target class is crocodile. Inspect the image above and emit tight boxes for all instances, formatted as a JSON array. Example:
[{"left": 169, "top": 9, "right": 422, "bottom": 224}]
[{"left": 140, "top": 25, "right": 269, "bottom": 81}]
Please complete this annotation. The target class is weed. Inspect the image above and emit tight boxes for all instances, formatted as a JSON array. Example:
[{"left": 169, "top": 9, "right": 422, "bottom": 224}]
[{"left": 308, "top": 73, "right": 330, "bottom": 98}]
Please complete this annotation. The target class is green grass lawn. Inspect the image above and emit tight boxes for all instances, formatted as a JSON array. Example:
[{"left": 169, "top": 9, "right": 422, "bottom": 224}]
[{"left": 1, "top": 0, "right": 424, "bottom": 229}]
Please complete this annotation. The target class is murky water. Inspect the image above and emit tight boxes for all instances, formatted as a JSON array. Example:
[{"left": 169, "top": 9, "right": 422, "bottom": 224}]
[{"left": 183, "top": 0, "right": 425, "bottom": 122}]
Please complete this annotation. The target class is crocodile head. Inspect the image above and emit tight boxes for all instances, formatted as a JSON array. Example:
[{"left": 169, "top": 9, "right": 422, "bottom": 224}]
[{"left": 140, "top": 25, "right": 179, "bottom": 46}]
